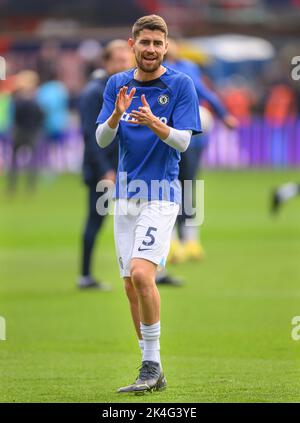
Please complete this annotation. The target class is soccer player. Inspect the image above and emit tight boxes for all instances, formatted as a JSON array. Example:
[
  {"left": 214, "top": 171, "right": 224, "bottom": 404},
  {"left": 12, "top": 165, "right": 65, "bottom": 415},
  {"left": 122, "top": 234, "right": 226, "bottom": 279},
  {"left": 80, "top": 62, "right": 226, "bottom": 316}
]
[
  {"left": 96, "top": 15, "right": 201, "bottom": 393},
  {"left": 271, "top": 182, "right": 300, "bottom": 214},
  {"left": 78, "top": 40, "right": 133, "bottom": 289},
  {"left": 164, "top": 38, "right": 238, "bottom": 263}
]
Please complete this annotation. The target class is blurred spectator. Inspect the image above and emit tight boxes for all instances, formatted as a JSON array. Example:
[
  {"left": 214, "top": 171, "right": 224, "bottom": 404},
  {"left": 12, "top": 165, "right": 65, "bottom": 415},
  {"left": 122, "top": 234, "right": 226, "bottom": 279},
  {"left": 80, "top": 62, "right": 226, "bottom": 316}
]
[
  {"left": 36, "top": 40, "right": 61, "bottom": 84},
  {"left": 221, "top": 83, "right": 254, "bottom": 123},
  {"left": 36, "top": 68, "right": 69, "bottom": 172},
  {"left": 7, "top": 70, "right": 44, "bottom": 192},
  {"left": 265, "top": 83, "right": 297, "bottom": 126},
  {"left": 264, "top": 83, "right": 298, "bottom": 166},
  {"left": 0, "top": 80, "right": 13, "bottom": 141},
  {"left": 0, "top": 79, "right": 14, "bottom": 174}
]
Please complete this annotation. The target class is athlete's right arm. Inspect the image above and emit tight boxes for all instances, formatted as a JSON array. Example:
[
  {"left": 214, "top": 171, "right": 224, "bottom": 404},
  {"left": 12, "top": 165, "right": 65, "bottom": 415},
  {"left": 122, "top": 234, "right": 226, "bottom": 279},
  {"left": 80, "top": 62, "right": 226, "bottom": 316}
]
[
  {"left": 96, "top": 86, "right": 136, "bottom": 148},
  {"left": 95, "top": 120, "right": 119, "bottom": 148}
]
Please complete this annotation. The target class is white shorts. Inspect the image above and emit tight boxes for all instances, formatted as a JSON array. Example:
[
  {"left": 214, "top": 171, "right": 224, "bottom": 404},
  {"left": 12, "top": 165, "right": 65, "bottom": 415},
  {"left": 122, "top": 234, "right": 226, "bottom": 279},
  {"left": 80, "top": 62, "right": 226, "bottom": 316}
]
[{"left": 114, "top": 199, "right": 180, "bottom": 278}]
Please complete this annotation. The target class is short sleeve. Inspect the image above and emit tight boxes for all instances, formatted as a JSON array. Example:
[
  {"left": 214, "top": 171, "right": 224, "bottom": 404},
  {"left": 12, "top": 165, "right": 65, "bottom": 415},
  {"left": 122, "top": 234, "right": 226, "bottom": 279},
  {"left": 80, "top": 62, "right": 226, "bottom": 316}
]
[
  {"left": 172, "top": 75, "right": 202, "bottom": 135},
  {"left": 96, "top": 75, "right": 116, "bottom": 124}
]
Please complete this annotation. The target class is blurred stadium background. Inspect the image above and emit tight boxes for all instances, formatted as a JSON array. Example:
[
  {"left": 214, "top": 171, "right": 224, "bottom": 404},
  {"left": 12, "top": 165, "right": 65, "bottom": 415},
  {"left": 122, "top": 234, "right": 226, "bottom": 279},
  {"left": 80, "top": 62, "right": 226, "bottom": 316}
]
[{"left": 0, "top": 0, "right": 300, "bottom": 403}]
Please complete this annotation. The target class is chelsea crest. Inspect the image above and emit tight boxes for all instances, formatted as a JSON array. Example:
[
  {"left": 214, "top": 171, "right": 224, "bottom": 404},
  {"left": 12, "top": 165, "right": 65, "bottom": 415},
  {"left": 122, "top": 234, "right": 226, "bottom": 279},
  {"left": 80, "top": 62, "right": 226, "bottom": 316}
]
[{"left": 158, "top": 94, "right": 169, "bottom": 105}]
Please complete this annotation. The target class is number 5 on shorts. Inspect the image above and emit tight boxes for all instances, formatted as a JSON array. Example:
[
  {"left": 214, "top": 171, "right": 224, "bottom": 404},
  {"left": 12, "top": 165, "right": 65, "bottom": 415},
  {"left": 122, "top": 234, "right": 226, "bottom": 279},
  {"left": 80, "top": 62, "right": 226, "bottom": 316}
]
[{"left": 142, "top": 226, "right": 157, "bottom": 247}]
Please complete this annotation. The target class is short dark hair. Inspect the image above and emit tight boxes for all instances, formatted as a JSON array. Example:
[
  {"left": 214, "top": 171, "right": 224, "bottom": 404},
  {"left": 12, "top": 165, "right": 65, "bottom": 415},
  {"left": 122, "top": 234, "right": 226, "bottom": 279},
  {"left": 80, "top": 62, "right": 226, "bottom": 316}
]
[{"left": 132, "top": 15, "right": 168, "bottom": 39}]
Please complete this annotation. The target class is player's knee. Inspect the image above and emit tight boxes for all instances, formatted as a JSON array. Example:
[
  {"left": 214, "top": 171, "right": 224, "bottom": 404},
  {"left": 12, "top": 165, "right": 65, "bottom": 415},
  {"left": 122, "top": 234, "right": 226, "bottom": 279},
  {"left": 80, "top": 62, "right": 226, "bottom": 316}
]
[
  {"left": 130, "top": 266, "right": 146, "bottom": 284},
  {"left": 130, "top": 266, "right": 151, "bottom": 294}
]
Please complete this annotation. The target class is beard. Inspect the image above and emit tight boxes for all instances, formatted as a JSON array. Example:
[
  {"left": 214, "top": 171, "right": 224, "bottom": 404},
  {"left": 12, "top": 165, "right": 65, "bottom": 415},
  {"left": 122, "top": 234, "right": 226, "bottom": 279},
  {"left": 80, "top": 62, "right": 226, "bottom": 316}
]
[{"left": 135, "top": 53, "right": 162, "bottom": 73}]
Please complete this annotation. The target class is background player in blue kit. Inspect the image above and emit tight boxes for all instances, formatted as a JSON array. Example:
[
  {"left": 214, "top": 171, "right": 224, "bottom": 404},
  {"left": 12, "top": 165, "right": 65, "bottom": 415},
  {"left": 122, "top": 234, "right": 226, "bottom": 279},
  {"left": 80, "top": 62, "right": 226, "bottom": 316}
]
[
  {"left": 164, "top": 38, "right": 238, "bottom": 263},
  {"left": 96, "top": 15, "right": 201, "bottom": 393}
]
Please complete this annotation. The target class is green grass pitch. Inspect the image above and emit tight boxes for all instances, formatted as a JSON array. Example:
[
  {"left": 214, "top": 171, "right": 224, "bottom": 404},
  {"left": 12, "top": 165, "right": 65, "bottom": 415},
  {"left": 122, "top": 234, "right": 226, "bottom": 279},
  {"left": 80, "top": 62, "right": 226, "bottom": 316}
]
[{"left": 0, "top": 170, "right": 300, "bottom": 402}]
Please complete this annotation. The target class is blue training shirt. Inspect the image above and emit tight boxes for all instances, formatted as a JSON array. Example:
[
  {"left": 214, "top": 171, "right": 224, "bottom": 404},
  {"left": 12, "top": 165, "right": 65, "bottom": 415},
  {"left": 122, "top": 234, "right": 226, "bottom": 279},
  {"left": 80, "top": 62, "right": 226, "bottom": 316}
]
[{"left": 96, "top": 66, "right": 201, "bottom": 204}]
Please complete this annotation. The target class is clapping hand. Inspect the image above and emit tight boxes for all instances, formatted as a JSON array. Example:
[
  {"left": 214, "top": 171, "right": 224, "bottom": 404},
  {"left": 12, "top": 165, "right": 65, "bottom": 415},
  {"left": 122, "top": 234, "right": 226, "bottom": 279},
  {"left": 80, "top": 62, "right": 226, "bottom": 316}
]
[
  {"left": 115, "top": 86, "right": 136, "bottom": 116},
  {"left": 128, "top": 94, "right": 156, "bottom": 126}
]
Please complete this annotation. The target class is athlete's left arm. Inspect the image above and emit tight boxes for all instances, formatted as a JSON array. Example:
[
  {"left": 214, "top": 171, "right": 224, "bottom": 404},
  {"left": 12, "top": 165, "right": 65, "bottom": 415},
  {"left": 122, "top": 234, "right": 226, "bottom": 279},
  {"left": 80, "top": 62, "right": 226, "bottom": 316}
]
[{"left": 128, "top": 94, "right": 192, "bottom": 152}]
